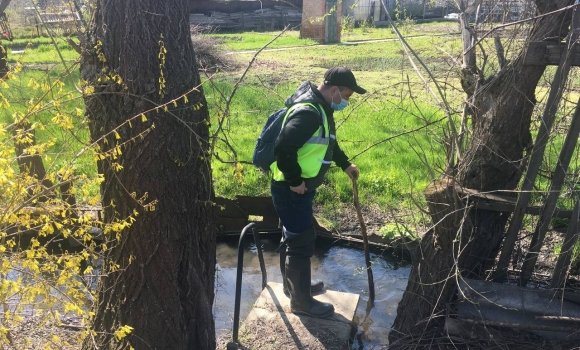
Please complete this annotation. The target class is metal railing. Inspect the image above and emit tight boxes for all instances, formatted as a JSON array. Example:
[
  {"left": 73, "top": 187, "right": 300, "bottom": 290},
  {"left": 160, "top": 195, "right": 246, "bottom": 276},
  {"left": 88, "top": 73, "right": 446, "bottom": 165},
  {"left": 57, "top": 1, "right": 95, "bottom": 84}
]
[{"left": 226, "top": 222, "right": 267, "bottom": 350}]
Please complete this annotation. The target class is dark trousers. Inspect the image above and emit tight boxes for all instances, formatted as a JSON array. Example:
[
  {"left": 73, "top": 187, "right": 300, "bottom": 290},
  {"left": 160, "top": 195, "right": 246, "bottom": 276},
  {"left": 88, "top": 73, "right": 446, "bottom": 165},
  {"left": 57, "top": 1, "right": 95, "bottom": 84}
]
[
  {"left": 270, "top": 180, "right": 315, "bottom": 239},
  {"left": 271, "top": 180, "right": 317, "bottom": 258},
  {"left": 271, "top": 182, "right": 332, "bottom": 317}
]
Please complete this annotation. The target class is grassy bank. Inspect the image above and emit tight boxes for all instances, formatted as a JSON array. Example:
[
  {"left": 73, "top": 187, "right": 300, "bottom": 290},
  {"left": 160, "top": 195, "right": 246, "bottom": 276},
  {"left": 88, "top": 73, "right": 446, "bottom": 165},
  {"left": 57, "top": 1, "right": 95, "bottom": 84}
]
[
  {"left": 208, "top": 21, "right": 460, "bottom": 50},
  {"left": 0, "top": 66, "right": 101, "bottom": 203},
  {"left": 4, "top": 21, "right": 580, "bottom": 236},
  {"left": 206, "top": 77, "right": 448, "bottom": 209},
  {"left": 205, "top": 25, "right": 464, "bottom": 226},
  {"left": 3, "top": 37, "right": 79, "bottom": 63},
  {"left": 203, "top": 24, "right": 580, "bottom": 234},
  {"left": 0, "top": 23, "right": 471, "bottom": 230}
]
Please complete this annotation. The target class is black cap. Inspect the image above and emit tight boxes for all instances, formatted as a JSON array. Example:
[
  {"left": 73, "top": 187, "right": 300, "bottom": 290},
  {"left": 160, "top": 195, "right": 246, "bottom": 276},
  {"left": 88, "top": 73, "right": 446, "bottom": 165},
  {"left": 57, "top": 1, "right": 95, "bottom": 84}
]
[{"left": 323, "top": 67, "right": 367, "bottom": 94}]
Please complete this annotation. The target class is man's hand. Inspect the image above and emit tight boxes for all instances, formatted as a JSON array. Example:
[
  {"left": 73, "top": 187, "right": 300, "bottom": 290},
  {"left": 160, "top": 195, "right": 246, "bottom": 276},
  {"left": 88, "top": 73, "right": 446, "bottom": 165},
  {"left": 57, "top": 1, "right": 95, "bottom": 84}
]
[
  {"left": 344, "top": 164, "right": 359, "bottom": 180},
  {"left": 290, "top": 181, "right": 307, "bottom": 194}
]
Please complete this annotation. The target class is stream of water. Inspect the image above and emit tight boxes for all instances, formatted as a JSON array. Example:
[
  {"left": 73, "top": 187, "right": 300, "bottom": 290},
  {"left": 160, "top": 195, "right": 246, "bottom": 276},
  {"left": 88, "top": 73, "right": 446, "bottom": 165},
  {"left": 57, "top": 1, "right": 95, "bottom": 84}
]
[{"left": 213, "top": 235, "right": 411, "bottom": 349}]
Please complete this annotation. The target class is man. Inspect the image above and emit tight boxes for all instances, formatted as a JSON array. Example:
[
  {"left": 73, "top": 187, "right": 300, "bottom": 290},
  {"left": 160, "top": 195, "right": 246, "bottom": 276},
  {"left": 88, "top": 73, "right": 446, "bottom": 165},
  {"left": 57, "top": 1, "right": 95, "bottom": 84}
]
[{"left": 271, "top": 67, "right": 365, "bottom": 318}]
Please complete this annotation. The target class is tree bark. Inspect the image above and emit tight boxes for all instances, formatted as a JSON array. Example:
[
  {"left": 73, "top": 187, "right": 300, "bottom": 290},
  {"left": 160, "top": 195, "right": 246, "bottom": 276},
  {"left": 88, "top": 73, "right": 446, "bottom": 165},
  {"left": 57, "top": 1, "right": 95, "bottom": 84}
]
[
  {"left": 12, "top": 121, "right": 55, "bottom": 201},
  {"left": 389, "top": 178, "right": 467, "bottom": 337},
  {"left": 390, "top": 0, "right": 575, "bottom": 340},
  {"left": 0, "top": 43, "right": 7, "bottom": 77},
  {"left": 80, "top": 1, "right": 216, "bottom": 349}
]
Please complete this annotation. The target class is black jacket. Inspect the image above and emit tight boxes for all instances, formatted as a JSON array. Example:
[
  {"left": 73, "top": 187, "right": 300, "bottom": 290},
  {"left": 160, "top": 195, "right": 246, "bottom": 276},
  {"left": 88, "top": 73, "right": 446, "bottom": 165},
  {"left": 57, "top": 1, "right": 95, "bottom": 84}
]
[{"left": 274, "top": 81, "right": 352, "bottom": 190}]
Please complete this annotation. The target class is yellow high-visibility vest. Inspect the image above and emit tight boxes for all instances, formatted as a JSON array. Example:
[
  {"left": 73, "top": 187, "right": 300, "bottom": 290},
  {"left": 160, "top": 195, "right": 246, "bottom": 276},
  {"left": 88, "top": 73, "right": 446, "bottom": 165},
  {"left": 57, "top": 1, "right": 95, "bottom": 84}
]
[{"left": 271, "top": 103, "right": 330, "bottom": 181}]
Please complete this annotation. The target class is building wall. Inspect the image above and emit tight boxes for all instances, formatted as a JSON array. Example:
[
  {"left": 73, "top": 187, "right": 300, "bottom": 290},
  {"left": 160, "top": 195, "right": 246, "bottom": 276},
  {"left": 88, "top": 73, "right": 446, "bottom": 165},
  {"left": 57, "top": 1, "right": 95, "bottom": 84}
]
[
  {"left": 339, "top": 0, "right": 534, "bottom": 23},
  {"left": 349, "top": 0, "right": 379, "bottom": 22},
  {"left": 301, "top": 0, "right": 342, "bottom": 44}
]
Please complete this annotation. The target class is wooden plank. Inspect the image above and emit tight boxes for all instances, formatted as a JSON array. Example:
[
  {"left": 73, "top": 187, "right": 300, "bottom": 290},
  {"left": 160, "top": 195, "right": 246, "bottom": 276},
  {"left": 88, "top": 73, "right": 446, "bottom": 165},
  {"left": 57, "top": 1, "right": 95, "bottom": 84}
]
[
  {"left": 461, "top": 318, "right": 580, "bottom": 334},
  {"left": 459, "top": 185, "right": 573, "bottom": 217},
  {"left": 216, "top": 217, "right": 249, "bottom": 233},
  {"left": 216, "top": 217, "right": 279, "bottom": 233},
  {"left": 520, "top": 82, "right": 580, "bottom": 286},
  {"left": 471, "top": 197, "right": 574, "bottom": 218},
  {"left": 524, "top": 41, "right": 580, "bottom": 66},
  {"left": 259, "top": 216, "right": 280, "bottom": 228},
  {"left": 235, "top": 195, "right": 278, "bottom": 217},
  {"left": 551, "top": 198, "right": 580, "bottom": 289},
  {"left": 494, "top": 7, "right": 580, "bottom": 283},
  {"left": 213, "top": 197, "right": 247, "bottom": 218},
  {"left": 213, "top": 196, "right": 278, "bottom": 218},
  {"left": 457, "top": 186, "right": 515, "bottom": 203}
]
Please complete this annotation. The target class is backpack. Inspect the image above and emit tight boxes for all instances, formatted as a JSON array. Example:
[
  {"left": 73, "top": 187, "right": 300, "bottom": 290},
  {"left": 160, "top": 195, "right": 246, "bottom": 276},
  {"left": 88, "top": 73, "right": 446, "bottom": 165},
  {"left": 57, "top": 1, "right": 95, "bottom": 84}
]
[{"left": 252, "top": 103, "right": 324, "bottom": 171}]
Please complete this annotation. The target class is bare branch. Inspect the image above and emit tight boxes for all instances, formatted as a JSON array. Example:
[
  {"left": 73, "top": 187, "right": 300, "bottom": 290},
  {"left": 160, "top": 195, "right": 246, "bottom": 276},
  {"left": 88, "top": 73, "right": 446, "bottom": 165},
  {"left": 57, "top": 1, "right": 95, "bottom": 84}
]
[
  {"left": 380, "top": 0, "right": 460, "bottom": 174},
  {"left": 349, "top": 117, "right": 446, "bottom": 161},
  {"left": 209, "top": 26, "right": 291, "bottom": 161}
]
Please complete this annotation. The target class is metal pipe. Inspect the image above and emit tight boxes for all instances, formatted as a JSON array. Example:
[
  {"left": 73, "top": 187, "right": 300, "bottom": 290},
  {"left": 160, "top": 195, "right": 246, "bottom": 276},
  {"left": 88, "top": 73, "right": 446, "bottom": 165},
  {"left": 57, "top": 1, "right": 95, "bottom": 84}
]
[
  {"left": 227, "top": 222, "right": 268, "bottom": 349},
  {"left": 252, "top": 226, "right": 267, "bottom": 290}
]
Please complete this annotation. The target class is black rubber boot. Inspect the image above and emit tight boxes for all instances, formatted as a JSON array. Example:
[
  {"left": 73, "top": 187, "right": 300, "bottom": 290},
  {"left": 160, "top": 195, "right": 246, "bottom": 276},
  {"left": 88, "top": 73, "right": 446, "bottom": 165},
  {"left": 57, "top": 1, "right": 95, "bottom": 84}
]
[
  {"left": 286, "top": 255, "right": 334, "bottom": 318},
  {"left": 280, "top": 248, "right": 324, "bottom": 296}
]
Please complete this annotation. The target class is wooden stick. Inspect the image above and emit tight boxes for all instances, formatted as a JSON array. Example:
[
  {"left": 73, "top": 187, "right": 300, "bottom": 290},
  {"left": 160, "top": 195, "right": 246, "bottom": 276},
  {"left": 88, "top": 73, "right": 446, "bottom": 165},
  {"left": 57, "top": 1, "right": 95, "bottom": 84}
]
[
  {"left": 351, "top": 178, "right": 375, "bottom": 303},
  {"left": 495, "top": 6, "right": 580, "bottom": 284}
]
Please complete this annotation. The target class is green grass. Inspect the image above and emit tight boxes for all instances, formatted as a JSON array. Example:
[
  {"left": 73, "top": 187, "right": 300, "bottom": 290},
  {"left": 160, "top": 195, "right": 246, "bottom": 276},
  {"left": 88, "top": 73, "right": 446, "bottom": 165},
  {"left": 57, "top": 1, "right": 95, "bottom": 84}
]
[
  {"left": 553, "top": 240, "right": 580, "bottom": 270},
  {"left": 1, "top": 67, "right": 98, "bottom": 202},
  {"left": 208, "top": 31, "right": 318, "bottom": 51},
  {"left": 201, "top": 23, "right": 514, "bottom": 229},
  {"left": 206, "top": 75, "right": 446, "bottom": 210},
  {"left": 3, "top": 37, "right": 72, "bottom": 47},
  {"left": 4, "top": 37, "right": 79, "bottom": 63},
  {"left": 242, "top": 34, "right": 462, "bottom": 82},
  {"left": 340, "top": 21, "right": 460, "bottom": 42},
  {"left": 0, "top": 25, "right": 459, "bottom": 213},
  {"left": 8, "top": 45, "right": 79, "bottom": 64},
  {"left": 0, "top": 21, "right": 548, "bottom": 223},
  {"left": 2, "top": 20, "right": 578, "bottom": 238},
  {"left": 207, "top": 22, "right": 459, "bottom": 51}
]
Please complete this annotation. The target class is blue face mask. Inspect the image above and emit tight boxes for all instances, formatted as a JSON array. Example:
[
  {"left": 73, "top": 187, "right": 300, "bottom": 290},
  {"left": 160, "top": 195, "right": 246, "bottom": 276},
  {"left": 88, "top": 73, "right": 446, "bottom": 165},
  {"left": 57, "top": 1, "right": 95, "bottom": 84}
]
[{"left": 331, "top": 90, "right": 349, "bottom": 111}]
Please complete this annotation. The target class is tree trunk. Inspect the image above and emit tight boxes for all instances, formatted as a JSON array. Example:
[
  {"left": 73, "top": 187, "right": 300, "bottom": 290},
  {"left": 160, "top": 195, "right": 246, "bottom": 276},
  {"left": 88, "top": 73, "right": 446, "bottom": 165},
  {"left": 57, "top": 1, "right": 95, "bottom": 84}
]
[
  {"left": 389, "top": 178, "right": 467, "bottom": 338},
  {"left": 80, "top": 1, "right": 216, "bottom": 349},
  {"left": 0, "top": 43, "right": 7, "bottom": 77},
  {"left": 12, "top": 121, "right": 55, "bottom": 201},
  {"left": 390, "top": 0, "right": 574, "bottom": 340}
]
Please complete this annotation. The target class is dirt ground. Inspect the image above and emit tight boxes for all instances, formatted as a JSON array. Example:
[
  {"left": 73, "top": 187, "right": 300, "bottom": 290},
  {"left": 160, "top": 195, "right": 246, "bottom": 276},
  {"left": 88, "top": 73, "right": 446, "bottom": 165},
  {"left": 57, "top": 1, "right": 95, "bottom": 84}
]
[
  {"left": 2, "top": 316, "right": 82, "bottom": 349},
  {"left": 515, "top": 226, "right": 580, "bottom": 290},
  {"left": 216, "top": 314, "right": 350, "bottom": 350}
]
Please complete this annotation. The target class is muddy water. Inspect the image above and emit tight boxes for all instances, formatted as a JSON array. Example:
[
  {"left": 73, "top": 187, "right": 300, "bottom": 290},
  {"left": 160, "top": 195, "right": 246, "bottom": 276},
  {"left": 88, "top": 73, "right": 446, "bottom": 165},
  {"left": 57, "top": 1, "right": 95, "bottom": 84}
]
[{"left": 213, "top": 235, "right": 411, "bottom": 349}]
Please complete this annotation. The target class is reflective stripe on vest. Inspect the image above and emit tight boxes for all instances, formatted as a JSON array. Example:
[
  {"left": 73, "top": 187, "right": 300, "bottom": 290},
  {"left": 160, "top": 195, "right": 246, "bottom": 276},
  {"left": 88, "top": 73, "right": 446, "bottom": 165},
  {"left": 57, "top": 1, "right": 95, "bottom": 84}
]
[{"left": 271, "top": 103, "right": 330, "bottom": 181}]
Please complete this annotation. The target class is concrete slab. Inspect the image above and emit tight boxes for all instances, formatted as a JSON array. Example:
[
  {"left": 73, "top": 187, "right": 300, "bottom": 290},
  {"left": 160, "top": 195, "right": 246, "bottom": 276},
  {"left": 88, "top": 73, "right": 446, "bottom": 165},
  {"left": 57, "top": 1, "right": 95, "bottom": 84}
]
[{"left": 235, "top": 282, "right": 360, "bottom": 350}]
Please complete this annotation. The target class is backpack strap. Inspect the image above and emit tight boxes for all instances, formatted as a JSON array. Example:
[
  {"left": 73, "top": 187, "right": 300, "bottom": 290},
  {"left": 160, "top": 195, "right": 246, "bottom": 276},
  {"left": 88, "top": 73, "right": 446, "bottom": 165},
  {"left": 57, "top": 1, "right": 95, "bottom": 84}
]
[
  {"left": 312, "top": 103, "right": 326, "bottom": 138},
  {"left": 283, "top": 103, "right": 326, "bottom": 138}
]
